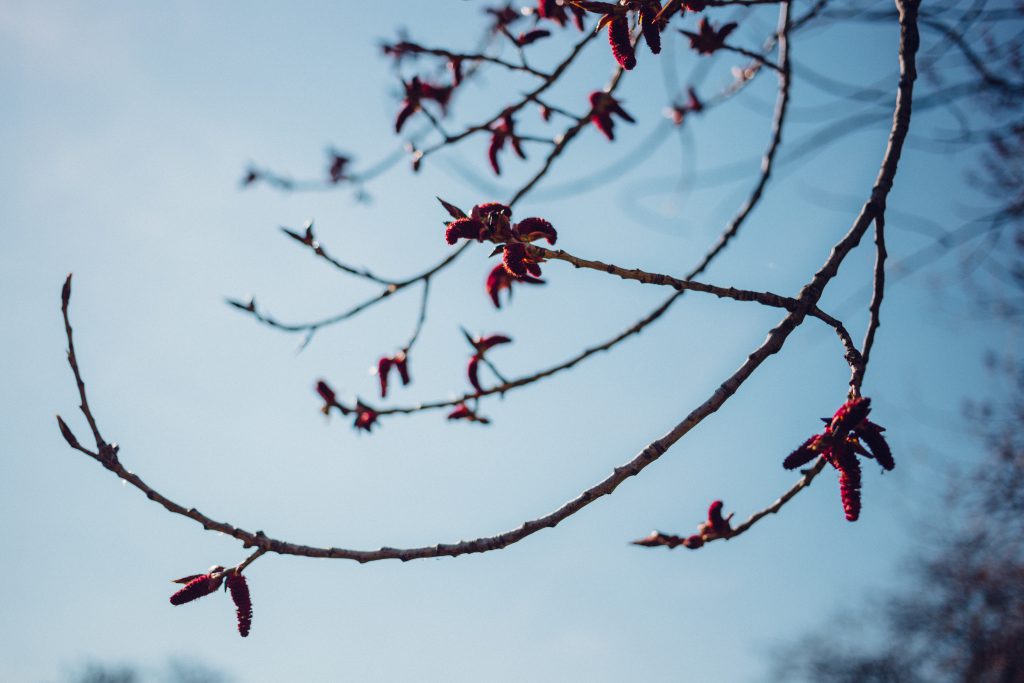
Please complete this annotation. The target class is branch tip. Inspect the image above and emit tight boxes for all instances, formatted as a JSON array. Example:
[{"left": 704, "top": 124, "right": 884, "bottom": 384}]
[{"left": 56, "top": 415, "right": 81, "bottom": 449}]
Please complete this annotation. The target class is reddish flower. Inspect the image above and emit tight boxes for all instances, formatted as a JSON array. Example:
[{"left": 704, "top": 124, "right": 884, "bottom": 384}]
[
  {"left": 539, "top": 105, "right": 552, "bottom": 122},
  {"left": 606, "top": 15, "right": 636, "bottom": 70},
  {"left": 698, "top": 500, "right": 734, "bottom": 539},
  {"left": 441, "top": 202, "right": 556, "bottom": 282},
  {"left": 448, "top": 403, "right": 492, "bottom": 425},
  {"left": 783, "top": 397, "right": 894, "bottom": 522},
  {"left": 589, "top": 91, "right": 636, "bottom": 141},
  {"left": 327, "top": 151, "right": 350, "bottom": 184},
  {"left": 682, "top": 534, "right": 705, "bottom": 548},
  {"left": 354, "top": 403, "right": 379, "bottom": 432},
  {"left": 376, "top": 352, "right": 411, "bottom": 398},
  {"left": 502, "top": 242, "right": 545, "bottom": 278},
  {"left": 465, "top": 333, "right": 512, "bottom": 393},
  {"left": 169, "top": 567, "right": 224, "bottom": 606},
  {"left": 513, "top": 217, "right": 557, "bottom": 244},
  {"left": 473, "top": 202, "right": 514, "bottom": 241},
  {"left": 443, "top": 201, "right": 516, "bottom": 245},
  {"left": 394, "top": 354, "right": 411, "bottom": 386},
  {"left": 485, "top": 263, "right": 545, "bottom": 308},
  {"left": 315, "top": 380, "right": 350, "bottom": 416},
  {"left": 225, "top": 572, "right": 253, "bottom": 638},
  {"left": 680, "top": 18, "right": 738, "bottom": 55},
  {"left": 377, "top": 357, "right": 393, "bottom": 398},
  {"left": 631, "top": 500, "right": 733, "bottom": 550},
  {"left": 640, "top": 1, "right": 664, "bottom": 55},
  {"left": 445, "top": 217, "right": 487, "bottom": 245},
  {"left": 539, "top": 0, "right": 588, "bottom": 29},
  {"left": 473, "top": 202, "right": 513, "bottom": 221},
  {"left": 395, "top": 76, "right": 454, "bottom": 134},
  {"left": 488, "top": 114, "right": 527, "bottom": 176},
  {"left": 516, "top": 29, "right": 551, "bottom": 46}
]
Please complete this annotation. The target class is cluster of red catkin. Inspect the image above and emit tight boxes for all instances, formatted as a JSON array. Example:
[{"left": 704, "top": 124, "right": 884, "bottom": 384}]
[
  {"left": 633, "top": 398, "right": 895, "bottom": 553},
  {"left": 169, "top": 566, "right": 253, "bottom": 637}
]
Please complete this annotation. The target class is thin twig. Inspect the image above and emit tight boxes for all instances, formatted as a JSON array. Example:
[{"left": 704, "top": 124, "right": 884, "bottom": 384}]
[
  {"left": 61, "top": 274, "right": 105, "bottom": 450},
  {"left": 404, "top": 278, "right": 431, "bottom": 353},
  {"left": 281, "top": 223, "right": 397, "bottom": 286},
  {"left": 854, "top": 214, "right": 887, "bottom": 391},
  {"left": 728, "top": 458, "right": 829, "bottom": 537}
]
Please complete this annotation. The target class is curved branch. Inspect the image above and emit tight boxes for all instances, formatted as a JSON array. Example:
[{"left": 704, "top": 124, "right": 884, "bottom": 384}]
[{"left": 57, "top": 0, "right": 918, "bottom": 561}]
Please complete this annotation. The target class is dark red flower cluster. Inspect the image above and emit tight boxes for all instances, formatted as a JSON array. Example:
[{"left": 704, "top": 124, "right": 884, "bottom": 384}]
[
  {"left": 316, "top": 380, "right": 381, "bottom": 432},
  {"left": 443, "top": 201, "right": 512, "bottom": 244},
  {"left": 377, "top": 352, "right": 411, "bottom": 398},
  {"left": 225, "top": 573, "right": 252, "bottom": 638},
  {"left": 668, "top": 87, "right": 703, "bottom": 126},
  {"left": 465, "top": 333, "right": 512, "bottom": 393},
  {"left": 316, "top": 380, "right": 349, "bottom": 416},
  {"left": 485, "top": 263, "right": 544, "bottom": 308},
  {"left": 632, "top": 500, "right": 735, "bottom": 550},
  {"left": 783, "top": 397, "right": 893, "bottom": 522},
  {"left": 354, "top": 401, "right": 380, "bottom": 433},
  {"left": 536, "top": 0, "right": 587, "bottom": 30},
  {"left": 440, "top": 199, "right": 557, "bottom": 279},
  {"left": 448, "top": 403, "right": 491, "bottom": 425},
  {"left": 602, "top": 1, "right": 665, "bottom": 69},
  {"left": 488, "top": 113, "right": 527, "bottom": 175},
  {"left": 589, "top": 91, "right": 636, "bottom": 140},
  {"left": 680, "top": 18, "right": 737, "bottom": 55},
  {"left": 395, "top": 76, "right": 454, "bottom": 134},
  {"left": 567, "top": 1, "right": 664, "bottom": 70},
  {"left": 169, "top": 566, "right": 254, "bottom": 638},
  {"left": 500, "top": 242, "right": 541, "bottom": 278}
]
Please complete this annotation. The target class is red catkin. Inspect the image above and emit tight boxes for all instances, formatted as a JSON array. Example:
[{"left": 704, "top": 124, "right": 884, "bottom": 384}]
[
  {"left": 169, "top": 574, "right": 221, "bottom": 606},
  {"left": 225, "top": 573, "right": 253, "bottom": 638},
  {"left": 607, "top": 15, "right": 636, "bottom": 70}
]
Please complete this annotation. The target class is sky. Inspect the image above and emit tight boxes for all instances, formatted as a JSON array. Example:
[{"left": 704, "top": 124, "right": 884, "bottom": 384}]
[{"left": 1, "top": 1, "right": 1016, "bottom": 682}]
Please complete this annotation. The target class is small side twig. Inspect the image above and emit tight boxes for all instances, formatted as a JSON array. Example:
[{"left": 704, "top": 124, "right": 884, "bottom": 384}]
[{"left": 854, "top": 215, "right": 887, "bottom": 391}]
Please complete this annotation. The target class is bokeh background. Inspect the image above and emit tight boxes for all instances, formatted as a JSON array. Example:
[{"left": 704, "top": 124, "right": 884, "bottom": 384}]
[{"left": 2, "top": 1, "right": 1016, "bottom": 681}]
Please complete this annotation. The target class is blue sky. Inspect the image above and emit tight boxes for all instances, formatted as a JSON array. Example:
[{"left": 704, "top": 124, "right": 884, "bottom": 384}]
[{"left": 1, "top": 2, "right": 1015, "bottom": 681}]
